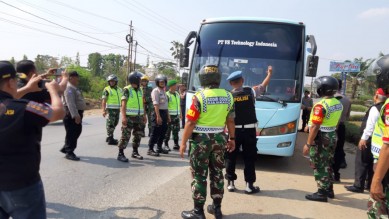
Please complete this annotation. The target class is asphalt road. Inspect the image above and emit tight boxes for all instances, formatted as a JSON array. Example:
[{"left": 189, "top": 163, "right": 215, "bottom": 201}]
[{"left": 40, "top": 116, "right": 368, "bottom": 219}]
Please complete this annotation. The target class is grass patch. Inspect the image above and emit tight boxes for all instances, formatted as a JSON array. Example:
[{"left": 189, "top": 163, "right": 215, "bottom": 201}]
[
  {"left": 349, "top": 114, "right": 365, "bottom": 121},
  {"left": 351, "top": 104, "right": 368, "bottom": 112},
  {"left": 345, "top": 121, "right": 361, "bottom": 145}
]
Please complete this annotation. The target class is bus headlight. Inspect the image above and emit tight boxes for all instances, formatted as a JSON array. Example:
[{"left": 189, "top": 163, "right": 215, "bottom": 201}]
[{"left": 259, "top": 121, "right": 297, "bottom": 136}]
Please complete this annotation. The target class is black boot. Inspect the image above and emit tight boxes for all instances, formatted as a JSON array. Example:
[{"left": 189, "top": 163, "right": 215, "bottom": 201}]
[
  {"left": 131, "top": 150, "right": 143, "bottom": 160},
  {"left": 327, "top": 185, "right": 335, "bottom": 199},
  {"left": 181, "top": 204, "right": 205, "bottom": 219},
  {"left": 207, "top": 200, "right": 222, "bottom": 219},
  {"left": 117, "top": 151, "right": 129, "bottom": 162},
  {"left": 173, "top": 140, "right": 180, "bottom": 150},
  {"left": 305, "top": 189, "right": 328, "bottom": 202},
  {"left": 157, "top": 145, "right": 169, "bottom": 154},
  {"left": 164, "top": 142, "right": 171, "bottom": 151},
  {"left": 147, "top": 149, "right": 160, "bottom": 157},
  {"left": 107, "top": 136, "right": 118, "bottom": 145}
]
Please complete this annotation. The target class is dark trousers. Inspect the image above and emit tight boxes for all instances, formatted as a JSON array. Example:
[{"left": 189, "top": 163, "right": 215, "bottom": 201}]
[
  {"left": 354, "top": 139, "right": 374, "bottom": 189},
  {"left": 301, "top": 110, "right": 310, "bottom": 130},
  {"left": 0, "top": 180, "right": 46, "bottom": 219},
  {"left": 225, "top": 128, "right": 258, "bottom": 183},
  {"left": 333, "top": 123, "right": 346, "bottom": 179},
  {"left": 62, "top": 110, "right": 83, "bottom": 153},
  {"left": 181, "top": 104, "right": 186, "bottom": 128},
  {"left": 148, "top": 109, "right": 168, "bottom": 150}
]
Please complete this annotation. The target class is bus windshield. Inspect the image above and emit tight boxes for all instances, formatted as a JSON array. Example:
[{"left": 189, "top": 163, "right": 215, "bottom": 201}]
[{"left": 189, "top": 22, "right": 305, "bottom": 102}]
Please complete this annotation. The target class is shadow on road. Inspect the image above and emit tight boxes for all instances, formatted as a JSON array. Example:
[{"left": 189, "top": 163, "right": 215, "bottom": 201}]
[
  {"left": 81, "top": 156, "right": 145, "bottom": 168},
  {"left": 47, "top": 202, "right": 164, "bottom": 219},
  {"left": 225, "top": 213, "right": 310, "bottom": 219}
]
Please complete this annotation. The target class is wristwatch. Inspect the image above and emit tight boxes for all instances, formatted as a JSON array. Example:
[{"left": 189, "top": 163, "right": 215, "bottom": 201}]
[{"left": 229, "top": 137, "right": 235, "bottom": 140}]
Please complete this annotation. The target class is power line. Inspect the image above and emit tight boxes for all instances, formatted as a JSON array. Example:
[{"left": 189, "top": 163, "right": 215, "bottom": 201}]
[{"left": 0, "top": 1, "right": 128, "bottom": 50}]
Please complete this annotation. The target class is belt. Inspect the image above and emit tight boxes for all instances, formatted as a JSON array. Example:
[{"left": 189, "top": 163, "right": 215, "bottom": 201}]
[{"left": 235, "top": 123, "right": 256, "bottom": 128}]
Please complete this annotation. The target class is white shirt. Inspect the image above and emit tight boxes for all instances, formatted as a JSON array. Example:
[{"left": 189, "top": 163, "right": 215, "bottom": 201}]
[{"left": 361, "top": 106, "right": 380, "bottom": 140}]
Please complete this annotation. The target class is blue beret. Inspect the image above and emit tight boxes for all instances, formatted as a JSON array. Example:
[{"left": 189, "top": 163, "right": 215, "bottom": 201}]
[{"left": 226, "top": 71, "right": 243, "bottom": 81}]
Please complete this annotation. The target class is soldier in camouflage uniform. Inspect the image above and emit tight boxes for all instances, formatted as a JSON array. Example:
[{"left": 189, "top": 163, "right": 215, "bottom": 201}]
[
  {"left": 303, "top": 76, "right": 343, "bottom": 202},
  {"left": 180, "top": 65, "right": 235, "bottom": 219},
  {"left": 141, "top": 75, "right": 153, "bottom": 137},
  {"left": 116, "top": 71, "right": 146, "bottom": 162},
  {"left": 366, "top": 55, "right": 389, "bottom": 218},
  {"left": 164, "top": 80, "right": 181, "bottom": 151},
  {"left": 102, "top": 74, "right": 122, "bottom": 145}
]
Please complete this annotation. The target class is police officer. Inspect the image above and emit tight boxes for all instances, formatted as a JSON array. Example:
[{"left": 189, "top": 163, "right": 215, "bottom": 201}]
[
  {"left": 116, "top": 71, "right": 146, "bottom": 162},
  {"left": 60, "top": 71, "right": 87, "bottom": 161},
  {"left": 141, "top": 75, "right": 153, "bottom": 136},
  {"left": 180, "top": 65, "right": 235, "bottom": 219},
  {"left": 164, "top": 79, "right": 181, "bottom": 151},
  {"left": 102, "top": 74, "right": 122, "bottom": 145},
  {"left": 224, "top": 69, "right": 271, "bottom": 194},
  {"left": 0, "top": 61, "right": 65, "bottom": 219},
  {"left": 367, "top": 55, "right": 389, "bottom": 217},
  {"left": 303, "top": 76, "right": 343, "bottom": 202},
  {"left": 148, "top": 74, "right": 170, "bottom": 156}
]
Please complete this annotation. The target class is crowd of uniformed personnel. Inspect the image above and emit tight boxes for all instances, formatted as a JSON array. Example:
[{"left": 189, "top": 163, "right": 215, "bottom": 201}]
[{"left": 2, "top": 55, "right": 389, "bottom": 218}]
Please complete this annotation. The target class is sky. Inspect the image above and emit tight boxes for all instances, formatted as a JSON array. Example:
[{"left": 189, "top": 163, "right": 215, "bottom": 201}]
[{"left": 0, "top": 0, "right": 388, "bottom": 78}]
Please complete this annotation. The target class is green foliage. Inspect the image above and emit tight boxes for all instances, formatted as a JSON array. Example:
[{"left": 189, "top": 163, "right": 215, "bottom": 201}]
[
  {"left": 345, "top": 121, "right": 361, "bottom": 145},
  {"left": 35, "top": 54, "right": 59, "bottom": 72},
  {"left": 88, "top": 52, "right": 103, "bottom": 76},
  {"left": 351, "top": 104, "right": 368, "bottom": 112},
  {"left": 66, "top": 65, "right": 106, "bottom": 99},
  {"left": 349, "top": 114, "right": 365, "bottom": 121},
  {"left": 9, "top": 57, "right": 15, "bottom": 65}
]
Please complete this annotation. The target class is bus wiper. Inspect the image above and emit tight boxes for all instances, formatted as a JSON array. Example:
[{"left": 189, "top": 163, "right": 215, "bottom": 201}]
[{"left": 258, "top": 95, "right": 287, "bottom": 107}]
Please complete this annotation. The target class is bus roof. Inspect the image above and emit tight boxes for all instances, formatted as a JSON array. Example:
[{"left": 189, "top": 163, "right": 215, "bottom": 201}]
[{"left": 201, "top": 17, "right": 304, "bottom": 26}]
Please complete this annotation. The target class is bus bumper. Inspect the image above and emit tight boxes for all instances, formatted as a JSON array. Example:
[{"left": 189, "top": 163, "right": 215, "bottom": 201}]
[{"left": 256, "top": 133, "right": 296, "bottom": 157}]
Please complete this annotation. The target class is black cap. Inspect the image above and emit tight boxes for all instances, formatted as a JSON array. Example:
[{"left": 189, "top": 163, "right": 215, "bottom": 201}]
[
  {"left": 0, "top": 61, "right": 17, "bottom": 80},
  {"left": 68, "top": 71, "right": 79, "bottom": 77}
]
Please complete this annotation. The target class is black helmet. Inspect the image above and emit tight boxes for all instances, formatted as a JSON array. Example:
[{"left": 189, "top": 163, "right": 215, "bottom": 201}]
[
  {"left": 128, "top": 71, "right": 143, "bottom": 86},
  {"left": 366, "top": 54, "right": 389, "bottom": 94},
  {"left": 314, "top": 76, "right": 339, "bottom": 97},
  {"left": 199, "top": 65, "right": 221, "bottom": 87},
  {"left": 155, "top": 74, "right": 167, "bottom": 87},
  {"left": 107, "top": 74, "right": 118, "bottom": 82}
]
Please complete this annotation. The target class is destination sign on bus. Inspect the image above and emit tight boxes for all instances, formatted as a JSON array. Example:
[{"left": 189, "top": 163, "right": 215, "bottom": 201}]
[{"left": 217, "top": 40, "right": 278, "bottom": 48}]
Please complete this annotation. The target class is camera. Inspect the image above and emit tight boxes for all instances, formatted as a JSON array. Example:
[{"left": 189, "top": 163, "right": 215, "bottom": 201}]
[{"left": 38, "top": 79, "right": 51, "bottom": 89}]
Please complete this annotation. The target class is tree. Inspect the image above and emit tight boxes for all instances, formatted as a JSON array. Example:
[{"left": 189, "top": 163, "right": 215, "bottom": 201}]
[
  {"left": 101, "top": 53, "right": 125, "bottom": 76},
  {"left": 9, "top": 57, "right": 15, "bottom": 65},
  {"left": 156, "top": 61, "right": 179, "bottom": 80},
  {"left": 87, "top": 52, "right": 103, "bottom": 76},
  {"left": 170, "top": 41, "right": 184, "bottom": 73},
  {"left": 34, "top": 55, "right": 58, "bottom": 72},
  {"left": 22, "top": 54, "right": 28, "bottom": 60},
  {"left": 75, "top": 52, "right": 80, "bottom": 66},
  {"left": 59, "top": 56, "right": 74, "bottom": 67}
]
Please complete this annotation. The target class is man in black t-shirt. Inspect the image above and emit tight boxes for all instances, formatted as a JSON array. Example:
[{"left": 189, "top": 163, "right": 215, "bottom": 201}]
[{"left": 0, "top": 61, "right": 65, "bottom": 219}]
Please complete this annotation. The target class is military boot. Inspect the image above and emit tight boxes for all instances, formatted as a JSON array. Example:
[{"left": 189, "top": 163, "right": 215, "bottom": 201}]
[
  {"left": 117, "top": 152, "right": 129, "bottom": 162},
  {"left": 131, "top": 150, "right": 143, "bottom": 160},
  {"left": 227, "top": 180, "right": 235, "bottom": 192},
  {"left": 173, "top": 139, "right": 180, "bottom": 150},
  {"left": 147, "top": 149, "right": 160, "bottom": 157},
  {"left": 164, "top": 141, "right": 171, "bottom": 151},
  {"left": 207, "top": 200, "right": 223, "bottom": 219},
  {"left": 157, "top": 145, "right": 169, "bottom": 154},
  {"left": 327, "top": 185, "right": 335, "bottom": 199},
  {"left": 107, "top": 136, "right": 118, "bottom": 145},
  {"left": 305, "top": 189, "right": 328, "bottom": 202},
  {"left": 181, "top": 204, "right": 205, "bottom": 219}
]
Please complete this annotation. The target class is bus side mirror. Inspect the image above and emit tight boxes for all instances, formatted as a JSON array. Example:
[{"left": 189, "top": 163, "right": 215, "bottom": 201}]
[
  {"left": 180, "top": 48, "right": 190, "bottom": 67},
  {"left": 306, "top": 55, "right": 319, "bottom": 77},
  {"left": 181, "top": 72, "right": 189, "bottom": 84}
]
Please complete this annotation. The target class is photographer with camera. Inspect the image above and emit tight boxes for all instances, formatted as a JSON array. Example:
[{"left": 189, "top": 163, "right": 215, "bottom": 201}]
[
  {"left": 0, "top": 61, "right": 65, "bottom": 219},
  {"left": 16, "top": 60, "right": 68, "bottom": 103}
]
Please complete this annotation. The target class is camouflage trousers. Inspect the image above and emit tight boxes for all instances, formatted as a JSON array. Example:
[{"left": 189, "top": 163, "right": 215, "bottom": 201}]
[
  {"left": 165, "top": 115, "right": 180, "bottom": 145},
  {"left": 106, "top": 108, "right": 120, "bottom": 137},
  {"left": 309, "top": 131, "right": 337, "bottom": 190},
  {"left": 368, "top": 186, "right": 389, "bottom": 219},
  {"left": 118, "top": 115, "right": 144, "bottom": 150},
  {"left": 189, "top": 132, "right": 227, "bottom": 205}
]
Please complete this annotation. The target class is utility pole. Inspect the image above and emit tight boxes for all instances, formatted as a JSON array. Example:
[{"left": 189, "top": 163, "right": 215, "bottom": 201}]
[
  {"left": 125, "top": 21, "right": 133, "bottom": 85},
  {"left": 133, "top": 41, "right": 138, "bottom": 71}
]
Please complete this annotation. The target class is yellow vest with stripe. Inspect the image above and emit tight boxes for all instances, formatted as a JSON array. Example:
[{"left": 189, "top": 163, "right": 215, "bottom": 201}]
[
  {"left": 194, "top": 88, "right": 233, "bottom": 133},
  {"left": 309, "top": 97, "right": 343, "bottom": 132},
  {"left": 371, "top": 99, "right": 389, "bottom": 160},
  {"left": 124, "top": 86, "right": 144, "bottom": 116},
  {"left": 167, "top": 91, "right": 180, "bottom": 115},
  {"left": 104, "top": 86, "right": 122, "bottom": 109}
]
